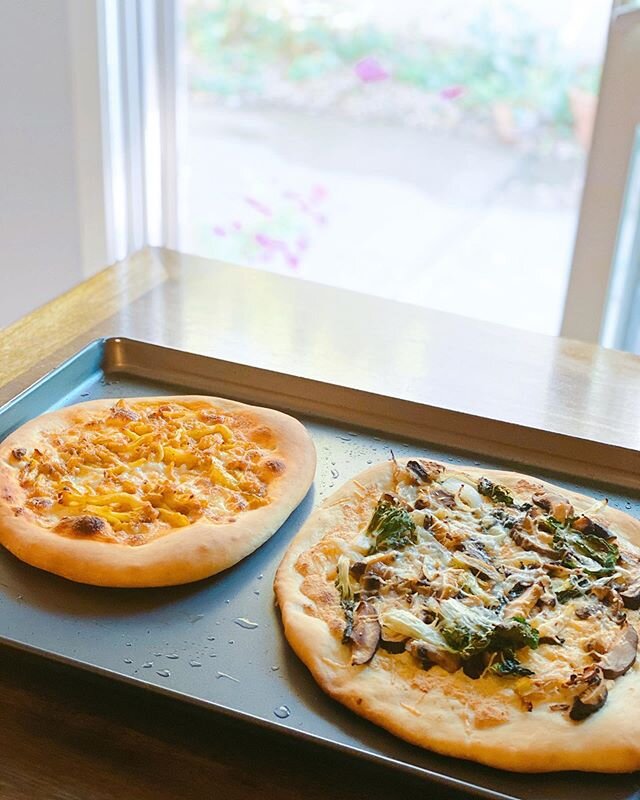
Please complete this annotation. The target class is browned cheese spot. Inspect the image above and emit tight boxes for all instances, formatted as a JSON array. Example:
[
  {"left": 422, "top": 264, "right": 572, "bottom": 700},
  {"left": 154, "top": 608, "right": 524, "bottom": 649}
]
[
  {"left": 264, "top": 457, "right": 286, "bottom": 475},
  {"left": 57, "top": 515, "right": 107, "bottom": 536}
]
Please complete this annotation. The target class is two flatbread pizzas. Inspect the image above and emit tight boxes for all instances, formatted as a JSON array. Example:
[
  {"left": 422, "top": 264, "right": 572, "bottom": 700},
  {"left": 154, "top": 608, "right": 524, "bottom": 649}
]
[
  {"left": 0, "top": 396, "right": 315, "bottom": 587},
  {"left": 275, "top": 457, "right": 640, "bottom": 772},
  {"left": 4, "top": 391, "right": 640, "bottom": 774}
]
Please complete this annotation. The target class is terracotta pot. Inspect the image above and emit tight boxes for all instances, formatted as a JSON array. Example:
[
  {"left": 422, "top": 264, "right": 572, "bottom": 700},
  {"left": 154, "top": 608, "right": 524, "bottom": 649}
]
[
  {"left": 492, "top": 102, "right": 517, "bottom": 144},
  {"left": 569, "top": 87, "right": 598, "bottom": 151}
]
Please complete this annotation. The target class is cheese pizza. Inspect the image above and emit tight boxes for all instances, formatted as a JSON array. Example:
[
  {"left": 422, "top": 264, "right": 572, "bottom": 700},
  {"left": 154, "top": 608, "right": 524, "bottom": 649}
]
[
  {"left": 275, "top": 457, "right": 640, "bottom": 772},
  {"left": 0, "top": 396, "right": 315, "bottom": 587}
]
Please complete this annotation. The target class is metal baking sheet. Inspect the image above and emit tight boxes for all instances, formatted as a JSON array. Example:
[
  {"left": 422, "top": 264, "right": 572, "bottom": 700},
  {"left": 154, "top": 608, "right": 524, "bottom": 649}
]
[{"left": 0, "top": 336, "right": 639, "bottom": 800}]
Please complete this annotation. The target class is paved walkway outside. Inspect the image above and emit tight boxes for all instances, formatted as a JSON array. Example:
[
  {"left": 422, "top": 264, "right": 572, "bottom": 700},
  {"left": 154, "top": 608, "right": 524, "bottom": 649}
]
[{"left": 182, "top": 106, "right": 585, "bottom": 335}]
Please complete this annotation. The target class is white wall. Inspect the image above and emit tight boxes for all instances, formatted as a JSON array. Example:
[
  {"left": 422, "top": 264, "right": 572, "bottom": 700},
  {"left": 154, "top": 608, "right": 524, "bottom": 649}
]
[{"left": 0, "top": 1, "right": 92, "bottom": 328}]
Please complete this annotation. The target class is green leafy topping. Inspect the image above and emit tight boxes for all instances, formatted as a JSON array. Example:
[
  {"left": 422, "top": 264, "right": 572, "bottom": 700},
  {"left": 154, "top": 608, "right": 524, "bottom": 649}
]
[
  {"left": 440, "top": 616, "right": 493, "bottom": 658},
  {"left": 490, "top": 650, "right": 535, "bottom": 677},
  {"left": 493, "top": 615, "right": 540, "bottom": 651},
  {"left": 544, "top": 517, "right": 619, "bottom": 576},
  {"left": 366, "top": 498, "right": 417, "bottom": 554},
  {"left": 436, "top": 599, "right": 539, "bottom": 660},
  {"left": 477, "top": 478, "right": 531, "bottom": 511}
]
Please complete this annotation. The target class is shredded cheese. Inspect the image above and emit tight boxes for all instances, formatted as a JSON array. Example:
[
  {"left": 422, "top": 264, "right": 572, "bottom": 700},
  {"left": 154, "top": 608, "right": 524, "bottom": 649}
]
[{"left": 10, "top": 399, "right": 281, "bottom": 544}]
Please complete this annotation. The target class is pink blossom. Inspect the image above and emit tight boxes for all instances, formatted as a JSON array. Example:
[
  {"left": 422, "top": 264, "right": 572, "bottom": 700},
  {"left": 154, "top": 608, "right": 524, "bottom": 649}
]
[
  {"left": 255, "top": 232, "right": 277, "bottom": 248},
  {"left": 354, "top": 56, "right": 389, "bottom": 83},
  {"left": 310, "top": 184, "right": 327, "bottom": 203},
  {"left": 255, "top": 232, "right": 302, "bottom": 271},
  {"left": 440, "top": 85, "right": 465, "bottom": 101},
  {"left": 245, "top": 196, "right": 272, "bottom": 216}
]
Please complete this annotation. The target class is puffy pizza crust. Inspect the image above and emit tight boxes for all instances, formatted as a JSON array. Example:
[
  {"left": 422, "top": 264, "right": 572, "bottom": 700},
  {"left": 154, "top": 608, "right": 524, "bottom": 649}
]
[
  {"left": 274, "top": 459, "right": 640, "bottom": 772},
  {"left": 0, "top": 396, "right": 316, "bottom": 587}
]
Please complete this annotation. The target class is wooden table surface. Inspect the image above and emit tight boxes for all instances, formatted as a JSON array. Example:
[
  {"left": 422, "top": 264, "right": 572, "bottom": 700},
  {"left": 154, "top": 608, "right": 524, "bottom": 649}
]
[{"left": 1, "top": 247, "right": 640, "bottom": 799}]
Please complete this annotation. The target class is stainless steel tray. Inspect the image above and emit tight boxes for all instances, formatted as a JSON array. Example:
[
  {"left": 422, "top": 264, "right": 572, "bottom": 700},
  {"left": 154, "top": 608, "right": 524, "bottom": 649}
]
[{"left": 0, "top": 336, "right": 639, "bottom": 800}]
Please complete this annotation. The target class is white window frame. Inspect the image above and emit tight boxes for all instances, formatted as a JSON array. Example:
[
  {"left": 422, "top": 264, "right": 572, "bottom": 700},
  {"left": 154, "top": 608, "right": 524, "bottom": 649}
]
[
  {"left": 101, "top": 0, "right": 182, "bottom": 259},
  {"left": 68, "top": 0, "right": 182, "bottom": 270},
  {"left": 561, "top": 3, "right": 640, "bottom": 347},
  {"left": 67, "top": 0, "right": 110, "bottom": 277}
]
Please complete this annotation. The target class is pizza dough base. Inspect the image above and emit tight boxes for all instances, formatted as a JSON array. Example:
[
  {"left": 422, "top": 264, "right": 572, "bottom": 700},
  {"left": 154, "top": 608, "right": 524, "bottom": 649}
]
[
  {"left": 0, "top": 396, "right": 316, "bottom": 587},
  {"left": 275, "top": 459, "right": 640, "bottom": 773}
]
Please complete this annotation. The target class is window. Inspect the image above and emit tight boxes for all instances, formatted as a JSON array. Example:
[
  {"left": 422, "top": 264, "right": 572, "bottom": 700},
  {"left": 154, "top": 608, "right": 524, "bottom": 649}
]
[
  {"left": 174, "top": 0, "right": 609, "bottom": 334},
  {"left": 102, "top": 1, "right": 640, "bottom": 350}
]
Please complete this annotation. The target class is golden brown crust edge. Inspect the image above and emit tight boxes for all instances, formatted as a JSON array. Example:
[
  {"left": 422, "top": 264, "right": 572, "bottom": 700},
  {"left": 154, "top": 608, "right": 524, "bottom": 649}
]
[
  {"left": 0, "top": 396, "right": 316, "bottom": 587},
  {"left": 274, "top": 459, "right": 640, "bottom": 773}
]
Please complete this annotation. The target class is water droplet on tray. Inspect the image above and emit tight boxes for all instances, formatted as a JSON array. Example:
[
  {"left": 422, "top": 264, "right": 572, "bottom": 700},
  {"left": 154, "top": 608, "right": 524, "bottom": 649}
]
[
  {"left": 209, "top": 653, "right": 217, "bottom": 658},
  {"left": 253, "top": 590, "right": 260, "bottom": 596},
  {"left": 228, "top": 640, "right": 235, "bottom": 645},
  {"left": 626, "top": 502, "right": 632, "bottom": 509},
  {"left": 225, "top": 599, "right": 230, "bottom": 605},
  {"left": 123, "top": 658, "right": 133, "bottom": 664},
  {"left": 234, "top": 617, "right": 259, "bottom": 629},
  {"left": 156, "top": 669, "right": 171, "bottom": 678},
  {"left": 338, "top": 435, "right": 351, "bottom": 442},
  {"left": 330, "top": 468, "right": 339, "bottom": 479},
  {"left": 216, "top": 671, "right": 239, "bottom": 683},
  {"left": 190, "top": 614, "right": 204, "bottom": 623},
  {"left": 207, "top": 636, "right": 215, "bottom": 641},
  {"left": 166, "top": 653, "right": 179, "bottom": 660},
  {"left": 257, "top": 574, "right": 263, "bottom": 580},
  {"left": 271, "top": 665, "right": 279, "bottom": 672},
  {"left": 142, "top": 662, "right": 153, "bottom": 668},
  {"left": 274, "top": 705, "right": 290, "bottom": 719},
  {"left": 189, "top": 660, "right": 202, "bottom": 667}
]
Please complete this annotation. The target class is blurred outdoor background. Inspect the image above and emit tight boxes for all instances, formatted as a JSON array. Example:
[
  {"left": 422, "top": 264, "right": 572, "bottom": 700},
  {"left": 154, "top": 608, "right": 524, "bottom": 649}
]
[{"left": 178, "top": 0, "right": 610, "bottom": 334}]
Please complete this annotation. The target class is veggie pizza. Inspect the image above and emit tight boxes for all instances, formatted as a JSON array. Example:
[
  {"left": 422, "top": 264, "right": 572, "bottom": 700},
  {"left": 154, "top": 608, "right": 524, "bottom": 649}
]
[{"left": 275, "top": 457, "right": 640, "bottom": 772}]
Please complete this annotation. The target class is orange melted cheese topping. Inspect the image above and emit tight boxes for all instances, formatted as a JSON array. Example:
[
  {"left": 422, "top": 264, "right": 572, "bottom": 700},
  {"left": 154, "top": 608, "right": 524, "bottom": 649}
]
[{"left": 10, "top": 399, "right": 285, "bottom": 545}]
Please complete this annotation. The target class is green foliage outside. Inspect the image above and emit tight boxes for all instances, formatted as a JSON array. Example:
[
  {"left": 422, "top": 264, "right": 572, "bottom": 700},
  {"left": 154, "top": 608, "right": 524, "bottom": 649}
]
[{"left": 185, "top": 0, "right": 600, "bottom": 140}]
